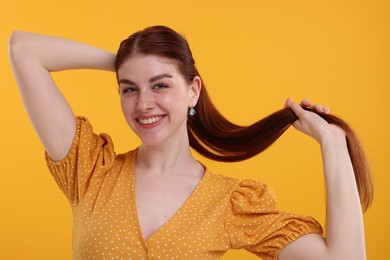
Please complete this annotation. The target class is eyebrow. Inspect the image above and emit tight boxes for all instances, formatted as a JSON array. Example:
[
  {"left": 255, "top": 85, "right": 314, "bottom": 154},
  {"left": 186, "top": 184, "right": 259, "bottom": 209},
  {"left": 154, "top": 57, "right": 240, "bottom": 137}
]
[
  {"left": 118, "top": 73, "right": 173, "bottom": 85},
  {"left": 149, "top": 73, "right": 173, "bottom": 83}
]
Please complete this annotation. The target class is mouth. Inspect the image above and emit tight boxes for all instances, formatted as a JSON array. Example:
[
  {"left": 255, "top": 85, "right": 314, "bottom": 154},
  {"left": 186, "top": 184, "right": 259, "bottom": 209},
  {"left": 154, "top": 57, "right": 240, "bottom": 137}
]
[{"left": 137, "top": 115, "right": 165, "bottom": 125}]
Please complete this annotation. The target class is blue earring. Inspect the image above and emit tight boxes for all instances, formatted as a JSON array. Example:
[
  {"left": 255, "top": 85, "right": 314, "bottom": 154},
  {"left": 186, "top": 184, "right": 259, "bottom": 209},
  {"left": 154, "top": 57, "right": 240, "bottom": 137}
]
[{"left": 189, "top": 107, "right": 196, "bottom": 116}]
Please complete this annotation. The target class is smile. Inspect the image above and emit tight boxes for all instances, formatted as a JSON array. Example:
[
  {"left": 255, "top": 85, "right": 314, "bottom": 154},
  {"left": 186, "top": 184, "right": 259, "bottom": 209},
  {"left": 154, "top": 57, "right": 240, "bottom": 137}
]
[{"left": 138, "top": 115, "right": 164, "bottom": 125}]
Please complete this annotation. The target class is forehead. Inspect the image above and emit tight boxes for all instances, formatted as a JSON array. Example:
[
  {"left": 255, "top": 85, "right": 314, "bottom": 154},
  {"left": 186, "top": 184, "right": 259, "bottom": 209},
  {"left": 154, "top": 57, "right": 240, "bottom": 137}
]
[{"left": 118, "top": 54, "right": 181, "bottom": 81}]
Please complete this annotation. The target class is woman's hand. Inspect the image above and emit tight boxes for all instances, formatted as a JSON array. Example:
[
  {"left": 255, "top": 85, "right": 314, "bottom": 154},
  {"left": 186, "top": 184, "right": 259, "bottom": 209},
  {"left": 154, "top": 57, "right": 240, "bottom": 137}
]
[
  {"left": 279, "top": 97, "right": 366, "bottom": 260},
  {"left": 284, "top": 97, "right": 345, "bottom": 145}
]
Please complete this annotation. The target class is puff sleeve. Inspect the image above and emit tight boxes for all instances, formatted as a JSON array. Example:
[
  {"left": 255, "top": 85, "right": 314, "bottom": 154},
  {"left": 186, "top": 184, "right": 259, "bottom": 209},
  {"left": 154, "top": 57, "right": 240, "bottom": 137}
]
[
  {"left": 45, "top": 117, "right": 116, "bottom": 206},
  {"left": 224, "top": 179, "right": 323, "bottom": 260}
]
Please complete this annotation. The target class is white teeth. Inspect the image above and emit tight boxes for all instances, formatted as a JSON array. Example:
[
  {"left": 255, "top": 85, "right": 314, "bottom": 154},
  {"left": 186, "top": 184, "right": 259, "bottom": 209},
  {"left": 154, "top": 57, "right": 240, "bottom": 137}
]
[{"left": 138, "top": 116, "right": 163, "bottom": 125}]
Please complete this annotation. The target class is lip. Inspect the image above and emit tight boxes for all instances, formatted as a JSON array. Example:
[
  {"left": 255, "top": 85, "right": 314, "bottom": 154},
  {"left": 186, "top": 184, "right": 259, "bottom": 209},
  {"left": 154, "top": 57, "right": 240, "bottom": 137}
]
[{"left": 135, "top": 114, "right": 166, "bottom": 129}]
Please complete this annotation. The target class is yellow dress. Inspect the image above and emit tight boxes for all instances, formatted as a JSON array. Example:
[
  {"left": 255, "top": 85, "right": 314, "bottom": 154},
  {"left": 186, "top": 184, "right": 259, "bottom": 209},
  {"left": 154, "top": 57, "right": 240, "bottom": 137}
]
[{"left": 45, "top": 117, "right": 323, "bottom": 260}]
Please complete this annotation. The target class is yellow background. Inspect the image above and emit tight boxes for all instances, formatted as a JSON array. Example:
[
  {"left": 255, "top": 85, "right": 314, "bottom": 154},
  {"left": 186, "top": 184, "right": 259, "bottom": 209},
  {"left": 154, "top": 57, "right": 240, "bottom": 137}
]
[{"left": 1, "top": 0, "right": 389, "bottom": 259}]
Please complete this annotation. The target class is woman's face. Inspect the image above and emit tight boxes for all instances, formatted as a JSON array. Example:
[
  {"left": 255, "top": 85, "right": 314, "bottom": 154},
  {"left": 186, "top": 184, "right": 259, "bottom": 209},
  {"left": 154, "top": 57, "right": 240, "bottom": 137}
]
[{"left": 117, "top": 54, "right": 201, "bottom": 147}]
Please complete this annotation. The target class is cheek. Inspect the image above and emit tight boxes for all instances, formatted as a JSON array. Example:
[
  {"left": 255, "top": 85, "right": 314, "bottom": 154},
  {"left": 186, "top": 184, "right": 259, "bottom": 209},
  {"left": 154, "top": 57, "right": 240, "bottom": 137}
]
[
  {"left": 120, "top": 97, "right": 126, "bottom": 112},
  {"left": 162, "top": 94, "right": 188, "bottom": 113},
  {"left": 120, "top": 97, "right": 133, "bottom": 116},
  {"left": 166, "top": 88, "right": 191, "bottom": 105}
]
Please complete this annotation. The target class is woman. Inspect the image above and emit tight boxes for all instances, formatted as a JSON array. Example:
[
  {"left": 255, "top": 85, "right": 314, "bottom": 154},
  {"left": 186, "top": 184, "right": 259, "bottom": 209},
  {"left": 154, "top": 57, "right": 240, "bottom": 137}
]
[{"left": 9, "top": 26, "right": 371, "bottom": 259}]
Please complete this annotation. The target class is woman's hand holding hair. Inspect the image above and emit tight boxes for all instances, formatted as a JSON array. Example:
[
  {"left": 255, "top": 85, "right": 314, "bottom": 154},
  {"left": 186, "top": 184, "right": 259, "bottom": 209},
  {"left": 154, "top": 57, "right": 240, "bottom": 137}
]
[
  {"left": 284, "top": 97, "right": 345, "bottom": 145},
  {"left": 279, "top": 97, "right": 366, "bottom": 260}
]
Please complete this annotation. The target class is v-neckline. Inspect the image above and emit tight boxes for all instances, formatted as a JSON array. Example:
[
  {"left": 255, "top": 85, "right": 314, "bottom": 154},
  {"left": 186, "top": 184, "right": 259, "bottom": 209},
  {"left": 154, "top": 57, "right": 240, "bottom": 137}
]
[{"left": 129, "top": 149, "right": 209, "bottom": 245}]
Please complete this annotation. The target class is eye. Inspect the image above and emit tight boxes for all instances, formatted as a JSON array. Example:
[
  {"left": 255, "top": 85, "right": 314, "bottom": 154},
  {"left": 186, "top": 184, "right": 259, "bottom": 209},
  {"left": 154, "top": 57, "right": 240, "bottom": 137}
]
[
  {"left": 153, "top": 83, "right": 168, "bottom": 90},
  {"left": 121, "top": 87, "right": 138, "bottom": 94}
]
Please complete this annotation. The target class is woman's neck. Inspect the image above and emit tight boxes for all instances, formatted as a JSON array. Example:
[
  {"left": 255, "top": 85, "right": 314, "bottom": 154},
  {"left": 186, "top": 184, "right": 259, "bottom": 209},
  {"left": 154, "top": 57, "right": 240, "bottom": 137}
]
[{"left": 136, "top": 139, "right": 201, "bottom": 177}]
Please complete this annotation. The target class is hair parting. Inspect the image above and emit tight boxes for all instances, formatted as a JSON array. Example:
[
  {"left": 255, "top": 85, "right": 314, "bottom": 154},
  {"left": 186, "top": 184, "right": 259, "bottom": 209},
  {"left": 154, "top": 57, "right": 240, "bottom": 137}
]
[{"left": 115, "top": 25, "right": 373, "bottom": 212}]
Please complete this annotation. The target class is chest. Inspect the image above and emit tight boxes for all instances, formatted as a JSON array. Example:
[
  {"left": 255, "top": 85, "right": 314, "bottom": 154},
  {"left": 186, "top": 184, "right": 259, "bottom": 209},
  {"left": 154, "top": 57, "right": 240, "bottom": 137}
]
[
  {"left": 71, "top": 163, "right": 235, "bottom": 259},
  {"left": 135, "top": 173, "right": 201, "bottom": 240}
]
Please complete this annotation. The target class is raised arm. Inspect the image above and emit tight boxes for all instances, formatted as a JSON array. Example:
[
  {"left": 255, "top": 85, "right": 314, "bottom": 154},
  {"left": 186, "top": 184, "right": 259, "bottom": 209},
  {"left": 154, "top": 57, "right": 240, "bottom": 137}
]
[
  {"left": 278, "top": 98, "right": 366, "bottom": 260},
  {"left": 9, "top": 31, "right": 116, "bottom": 161}
]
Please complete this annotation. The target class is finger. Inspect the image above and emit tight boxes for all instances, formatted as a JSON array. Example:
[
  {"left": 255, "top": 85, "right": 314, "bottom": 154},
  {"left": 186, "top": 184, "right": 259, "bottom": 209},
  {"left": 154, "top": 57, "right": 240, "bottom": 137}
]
[
  {"left": 284, "top": 97, "right": 292, "bottom": 109},
  {"left": 289, "top": 100, "right": 305, "bottom": 118},
  {"left": 314, "top": 104, "right": 324, "bottom": 113},
  {"left": 300, "top": 98, "right": 312, "bottom": 107},
  {"left": 324, "top": 107, "right": 330, "bottom": 114}
]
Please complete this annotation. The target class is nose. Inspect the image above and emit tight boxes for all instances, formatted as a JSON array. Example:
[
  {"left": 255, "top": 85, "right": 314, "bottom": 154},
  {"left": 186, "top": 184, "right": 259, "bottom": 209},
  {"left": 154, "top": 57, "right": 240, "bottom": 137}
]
[{"left": 136, "top": 90, "right": 154, "bottom": 112}]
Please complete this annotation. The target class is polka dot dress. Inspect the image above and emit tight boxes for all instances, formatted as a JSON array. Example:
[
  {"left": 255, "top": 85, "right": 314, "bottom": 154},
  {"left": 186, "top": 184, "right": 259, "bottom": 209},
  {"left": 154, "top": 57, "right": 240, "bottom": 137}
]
[{"left": 45, "top": 117, "right": 323, "bottom": 260}]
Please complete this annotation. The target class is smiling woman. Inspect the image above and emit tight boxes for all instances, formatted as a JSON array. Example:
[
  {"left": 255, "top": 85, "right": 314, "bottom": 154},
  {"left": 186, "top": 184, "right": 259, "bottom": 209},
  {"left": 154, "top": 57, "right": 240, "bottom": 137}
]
[
  {"left": 9, "top": 26, "right": 372, "bottom": 259},
  {"left": 117, "top": 54, "right": 201, "bottom": 147}
]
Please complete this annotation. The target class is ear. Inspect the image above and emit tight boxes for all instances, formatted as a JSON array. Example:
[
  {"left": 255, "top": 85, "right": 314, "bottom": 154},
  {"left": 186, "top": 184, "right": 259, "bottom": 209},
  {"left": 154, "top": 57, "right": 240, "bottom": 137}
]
[{"left": 188, "top": 76, "right": 202, "bottom": 107}]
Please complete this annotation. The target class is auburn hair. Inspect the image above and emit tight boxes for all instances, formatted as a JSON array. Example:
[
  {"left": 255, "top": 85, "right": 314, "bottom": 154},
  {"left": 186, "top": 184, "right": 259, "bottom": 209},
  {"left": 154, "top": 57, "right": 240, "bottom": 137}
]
[{"left": 115, "top": 25, "right": 373, "bottom": 212}]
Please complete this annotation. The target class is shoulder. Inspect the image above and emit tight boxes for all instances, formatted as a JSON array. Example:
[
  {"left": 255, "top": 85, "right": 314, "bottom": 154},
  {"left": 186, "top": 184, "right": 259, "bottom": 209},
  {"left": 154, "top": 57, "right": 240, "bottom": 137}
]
[
  {"left": 75, "top": 116, "right": 116, "bottom": 151},
  {"left": 206, "top": 170, "right": 271, "bottom": 192},
  {"left": 206, "top": 170, "right": 240, "bottom": 186},
  {"left": 205, "top": 170, "right": 275, "bottom": 207}
]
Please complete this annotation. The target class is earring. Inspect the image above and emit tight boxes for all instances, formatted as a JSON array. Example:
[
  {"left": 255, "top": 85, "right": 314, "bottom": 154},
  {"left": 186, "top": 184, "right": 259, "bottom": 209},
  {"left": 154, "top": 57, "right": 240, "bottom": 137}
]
[{"left": 189, "top": 107, "right": 196, "bottom": 116}]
